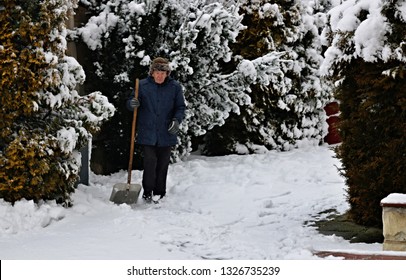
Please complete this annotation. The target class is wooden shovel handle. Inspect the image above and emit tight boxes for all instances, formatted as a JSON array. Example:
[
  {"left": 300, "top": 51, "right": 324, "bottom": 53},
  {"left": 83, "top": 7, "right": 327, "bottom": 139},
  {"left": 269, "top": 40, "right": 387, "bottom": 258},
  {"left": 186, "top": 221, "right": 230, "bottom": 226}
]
[{"left": 127, "top": 78, "right": 139, "bottom": 184}]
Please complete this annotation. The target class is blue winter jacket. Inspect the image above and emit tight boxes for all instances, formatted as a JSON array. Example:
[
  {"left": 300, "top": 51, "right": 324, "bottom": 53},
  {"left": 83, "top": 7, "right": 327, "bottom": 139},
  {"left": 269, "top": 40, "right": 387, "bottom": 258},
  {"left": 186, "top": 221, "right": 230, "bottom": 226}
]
[{"left": 127, "top": 76, "right": 186, "bottom": 147}]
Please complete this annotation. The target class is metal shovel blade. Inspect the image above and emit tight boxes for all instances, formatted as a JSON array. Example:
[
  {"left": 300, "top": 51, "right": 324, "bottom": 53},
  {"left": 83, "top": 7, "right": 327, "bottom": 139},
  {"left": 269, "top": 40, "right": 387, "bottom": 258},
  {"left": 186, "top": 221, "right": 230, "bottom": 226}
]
[{"left": 109, "top": 183, "right": 142, "bottom": 205}]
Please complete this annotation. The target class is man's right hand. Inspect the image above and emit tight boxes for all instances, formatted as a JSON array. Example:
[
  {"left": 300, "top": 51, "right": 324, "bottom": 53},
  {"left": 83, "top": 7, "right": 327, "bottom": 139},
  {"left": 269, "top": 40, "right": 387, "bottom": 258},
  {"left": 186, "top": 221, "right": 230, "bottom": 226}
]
[{"left": 130, "top": 98, "right": 140, "bottom": 108}]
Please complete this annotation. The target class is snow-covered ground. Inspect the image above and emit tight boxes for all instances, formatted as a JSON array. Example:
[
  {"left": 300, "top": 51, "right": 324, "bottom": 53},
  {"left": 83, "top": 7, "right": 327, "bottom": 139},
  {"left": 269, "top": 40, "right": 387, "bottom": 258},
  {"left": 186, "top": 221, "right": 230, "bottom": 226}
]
[{"left": 1, "top": 144, "right": 391, "bottom": 261}]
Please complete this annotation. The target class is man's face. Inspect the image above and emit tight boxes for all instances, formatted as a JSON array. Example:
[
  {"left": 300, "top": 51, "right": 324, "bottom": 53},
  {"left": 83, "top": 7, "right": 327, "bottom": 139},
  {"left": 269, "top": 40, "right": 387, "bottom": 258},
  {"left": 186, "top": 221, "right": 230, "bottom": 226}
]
[{"left": 152, "top": 70, "right": 168, "bottom": 84}]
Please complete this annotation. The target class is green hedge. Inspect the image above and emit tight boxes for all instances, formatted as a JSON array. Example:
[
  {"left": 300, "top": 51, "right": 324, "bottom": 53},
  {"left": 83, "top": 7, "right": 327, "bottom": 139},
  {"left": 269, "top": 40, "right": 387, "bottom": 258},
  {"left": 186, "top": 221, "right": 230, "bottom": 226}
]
[{"left": 335, "top": 60, "right": 406, "bottom": 227}]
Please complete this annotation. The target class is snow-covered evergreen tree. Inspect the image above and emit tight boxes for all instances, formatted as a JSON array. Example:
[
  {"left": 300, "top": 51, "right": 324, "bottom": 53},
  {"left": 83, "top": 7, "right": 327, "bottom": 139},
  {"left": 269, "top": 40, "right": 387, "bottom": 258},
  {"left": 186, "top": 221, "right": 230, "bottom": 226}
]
[
  {"left": 202, "top": 0, "right": 333, "bottom": 155},
  {"left": 322, "top": 0, "right": 406, "bottom": 226},
  {"left": 0, "top": 0, "right": 115, "bottom": 204},
  {"left": 76, "top": 0, "right": 247, "bottom": 172}
]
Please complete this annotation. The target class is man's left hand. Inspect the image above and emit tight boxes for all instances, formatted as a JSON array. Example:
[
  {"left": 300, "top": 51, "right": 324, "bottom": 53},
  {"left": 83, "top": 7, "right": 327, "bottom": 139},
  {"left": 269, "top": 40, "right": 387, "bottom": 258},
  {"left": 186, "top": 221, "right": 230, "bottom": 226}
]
[{"left": 168, "top": 118, "right": 180, "bottom": 135}]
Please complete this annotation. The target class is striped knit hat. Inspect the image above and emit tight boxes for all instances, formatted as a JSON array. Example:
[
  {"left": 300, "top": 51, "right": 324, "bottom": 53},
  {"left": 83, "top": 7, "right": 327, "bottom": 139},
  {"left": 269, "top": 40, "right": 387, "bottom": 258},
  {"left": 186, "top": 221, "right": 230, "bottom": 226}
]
[{"left": 149, "top": 57, "right": 171, "bottom": 75}]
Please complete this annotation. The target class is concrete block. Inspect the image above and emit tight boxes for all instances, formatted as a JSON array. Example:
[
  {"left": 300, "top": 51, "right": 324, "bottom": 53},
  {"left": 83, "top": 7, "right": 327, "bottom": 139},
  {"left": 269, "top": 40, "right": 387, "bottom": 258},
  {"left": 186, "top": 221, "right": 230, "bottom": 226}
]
[{"left": 381, "top": 194, "right": 406, "bottom": 251}]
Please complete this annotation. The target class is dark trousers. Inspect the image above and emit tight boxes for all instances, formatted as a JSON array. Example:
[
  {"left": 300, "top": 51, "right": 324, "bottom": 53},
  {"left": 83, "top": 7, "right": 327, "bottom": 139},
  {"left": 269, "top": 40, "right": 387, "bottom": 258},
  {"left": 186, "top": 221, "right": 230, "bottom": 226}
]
[{"left": 142, "top": 145, "right": 172, "bottom": 197}]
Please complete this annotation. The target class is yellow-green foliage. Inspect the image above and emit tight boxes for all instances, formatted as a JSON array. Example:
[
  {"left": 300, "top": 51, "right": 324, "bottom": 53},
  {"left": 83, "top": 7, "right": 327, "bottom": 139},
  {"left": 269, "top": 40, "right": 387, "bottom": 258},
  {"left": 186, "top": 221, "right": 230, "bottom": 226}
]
[
  {"left": 0, "top": 130, "right": 76, "bottom": 202},
  {"left": 0, "top": 0, "right": 79, "bottom": 204},
  {"left": 1, "top": 6, "right": 43, "bottom": 138}
]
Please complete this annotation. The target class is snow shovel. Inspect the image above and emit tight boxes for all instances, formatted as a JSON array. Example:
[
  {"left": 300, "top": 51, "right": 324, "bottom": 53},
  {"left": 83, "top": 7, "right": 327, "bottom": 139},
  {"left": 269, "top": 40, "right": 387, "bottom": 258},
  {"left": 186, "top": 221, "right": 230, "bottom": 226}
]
[{"left": 109, "top": 78, "right": 142, "bottom": 205}]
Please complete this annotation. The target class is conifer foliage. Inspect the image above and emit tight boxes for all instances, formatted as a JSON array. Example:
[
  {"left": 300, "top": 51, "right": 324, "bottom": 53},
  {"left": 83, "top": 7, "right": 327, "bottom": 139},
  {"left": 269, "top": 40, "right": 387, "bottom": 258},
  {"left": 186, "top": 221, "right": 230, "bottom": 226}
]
[
  {"left": 194, "top": 0, "right": 333, "bottom": 155},
  {"left": 0, "top": 0, "right": 115, "bottom": 204},
  {"left": 322, "top": 0, "right": 406, "bottom": 227}
]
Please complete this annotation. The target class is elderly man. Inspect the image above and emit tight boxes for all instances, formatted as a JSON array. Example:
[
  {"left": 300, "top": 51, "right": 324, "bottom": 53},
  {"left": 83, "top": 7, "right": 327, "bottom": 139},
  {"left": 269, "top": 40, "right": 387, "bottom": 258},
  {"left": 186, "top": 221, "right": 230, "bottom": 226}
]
[{"left": 127, "top": 57, "right": 186, "bottom": 204}]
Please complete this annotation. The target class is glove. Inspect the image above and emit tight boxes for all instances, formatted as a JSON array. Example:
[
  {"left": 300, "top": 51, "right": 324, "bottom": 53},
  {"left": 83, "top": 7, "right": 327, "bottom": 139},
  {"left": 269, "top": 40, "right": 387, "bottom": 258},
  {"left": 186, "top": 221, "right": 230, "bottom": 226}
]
[
  {"left": 168, "top": 118, "right": 180, "bottom": 135},
  {"left": 129, "top": 98, "right": 140, "bottom": 108}
]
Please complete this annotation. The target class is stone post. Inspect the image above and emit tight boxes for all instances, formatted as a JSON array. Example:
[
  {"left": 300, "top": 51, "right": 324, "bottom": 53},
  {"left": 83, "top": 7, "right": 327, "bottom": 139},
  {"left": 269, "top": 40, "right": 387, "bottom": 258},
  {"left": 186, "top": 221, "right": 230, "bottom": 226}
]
[{"left": 381, "top": 193, "right": 406, "bottom": 251}]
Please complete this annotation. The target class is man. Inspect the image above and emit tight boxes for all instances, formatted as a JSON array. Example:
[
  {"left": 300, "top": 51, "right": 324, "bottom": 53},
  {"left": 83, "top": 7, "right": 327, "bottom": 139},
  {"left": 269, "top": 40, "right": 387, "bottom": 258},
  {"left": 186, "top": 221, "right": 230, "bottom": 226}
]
[{"left": 127, "top": 57, "right": 186, "bottom": 204}]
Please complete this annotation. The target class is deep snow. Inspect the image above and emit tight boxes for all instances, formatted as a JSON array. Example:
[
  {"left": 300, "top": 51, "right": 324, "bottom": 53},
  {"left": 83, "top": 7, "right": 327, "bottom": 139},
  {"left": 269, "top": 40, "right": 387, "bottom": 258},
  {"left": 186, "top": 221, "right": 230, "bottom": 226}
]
[{"left": 1, "top": 144, "right": 398, "bottom": 261}]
